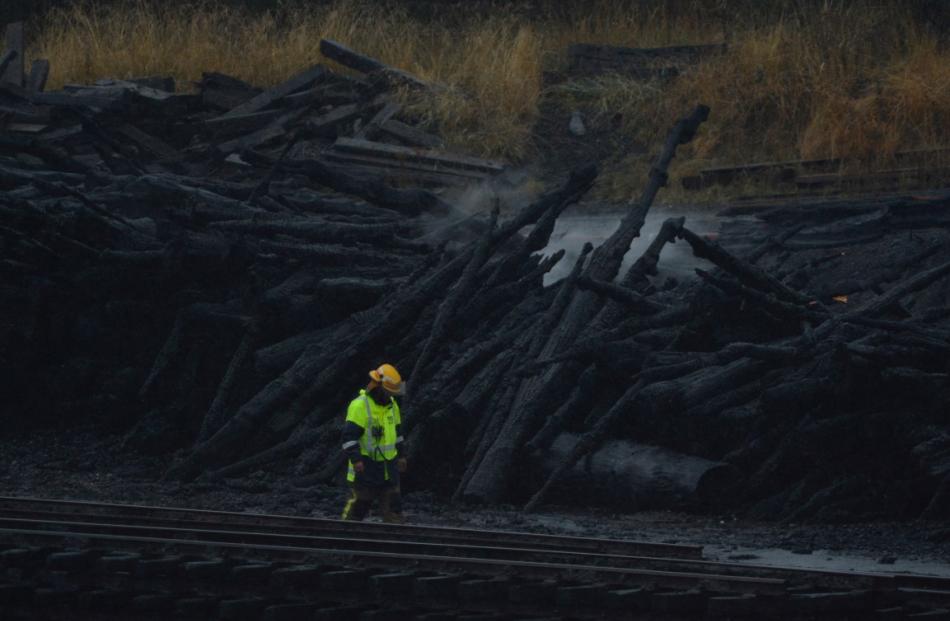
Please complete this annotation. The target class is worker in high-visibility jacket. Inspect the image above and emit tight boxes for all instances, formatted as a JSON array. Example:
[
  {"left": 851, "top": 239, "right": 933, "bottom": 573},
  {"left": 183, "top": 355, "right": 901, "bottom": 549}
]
[{"left": 340, "top": 363, "right": 407, "bottom": 523}]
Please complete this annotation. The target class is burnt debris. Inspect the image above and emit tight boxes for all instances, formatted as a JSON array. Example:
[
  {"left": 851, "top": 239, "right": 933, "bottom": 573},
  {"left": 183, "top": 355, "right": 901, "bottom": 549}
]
[{"left": 2, "top": 29, "right": 950, "bottom": 522}]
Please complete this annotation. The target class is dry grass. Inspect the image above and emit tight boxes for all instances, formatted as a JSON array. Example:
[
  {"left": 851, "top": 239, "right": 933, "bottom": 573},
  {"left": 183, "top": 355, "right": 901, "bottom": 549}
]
[
  {"left": 27, "top": 0, "right": 950, "bottom": 197},
  {"left": 30, "top": 0, "right": 544, "bottom": 159}
]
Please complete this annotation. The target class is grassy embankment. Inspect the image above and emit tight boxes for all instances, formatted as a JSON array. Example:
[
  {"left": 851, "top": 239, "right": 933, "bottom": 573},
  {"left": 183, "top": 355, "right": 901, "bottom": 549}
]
[{"left": 26, "top": 0, "right": 950, "bottom": 201}]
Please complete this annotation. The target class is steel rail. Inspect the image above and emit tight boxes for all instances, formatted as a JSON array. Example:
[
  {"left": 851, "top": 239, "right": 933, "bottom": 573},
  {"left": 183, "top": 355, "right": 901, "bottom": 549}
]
[
  {"left": 0, "top": 515, "right": 915, "bottom": 592},
  {"left": 2, "top": 497, "right": 947, "bottom": 598},
  {"left": 0, "top": 526, "right": 788, "bottom": 595},
  {"left": 0, "top": 496, "right": 701, "bottom": 559}
]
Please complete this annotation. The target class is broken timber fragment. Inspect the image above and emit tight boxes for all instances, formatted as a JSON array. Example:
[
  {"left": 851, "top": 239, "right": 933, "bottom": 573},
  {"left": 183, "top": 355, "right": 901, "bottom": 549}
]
[
  {"left": 353, "top": 101, "right": 401, "bottom": 140},
  {"left": 215, "top": 107, "right": 308, "bottom": 155},
  {"left": 198, "top": 72, "right": 260, "bottom": 110},
  {"left": 0, "top": 50, "right": 17, "bottom": 84},
  {"left": 2, "top": 22, "right": 24, "bottom": 86},
  {"left": 116, "top": 124, "right": 181, "bottom": 161},
  {"left": 329, "top": 137, "right": 504, "bottom": 176},
  {"left": 535, "top": 434, "right": 741, "bottom": 509},
  {"left": 218, "top": 64, "right": 327, "bottom": 118},
  {"left": 576, "top": 275, "right": 668, "bottom": 314},
  {"left": 304, "top": 101, "right": 372, "bottom": 136},
  {"left": 319, "top": 39, "right": 429, "bottom": 90},
  {"left": 242, "top": 148, "right": 453, "bottom": 216},
  {"left": 27, "top": 60, "right": 49, "bottom": 93},
  {"left": 378, "top": 119, "right": 444, "bottom": 148},
  {"left": 30, "top": 90, "right": 126, "bottom": 111},
  {"left": 677, "top": 226, "right": 813, "bottom": 306},
  {"left": 204, "top": 109, "right": 285, "bottom": 136}
]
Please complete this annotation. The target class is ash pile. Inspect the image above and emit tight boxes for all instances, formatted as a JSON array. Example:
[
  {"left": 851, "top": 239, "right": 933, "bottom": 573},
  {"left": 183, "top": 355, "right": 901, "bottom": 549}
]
[{"left": 2, "top": 35, "right": 950, "bottom": 522}]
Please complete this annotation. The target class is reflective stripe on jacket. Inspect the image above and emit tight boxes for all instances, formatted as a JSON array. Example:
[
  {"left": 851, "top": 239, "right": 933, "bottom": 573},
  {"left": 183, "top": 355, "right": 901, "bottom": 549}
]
[{"left": 342, "top": 389, "right": 402, "bottom": 485}]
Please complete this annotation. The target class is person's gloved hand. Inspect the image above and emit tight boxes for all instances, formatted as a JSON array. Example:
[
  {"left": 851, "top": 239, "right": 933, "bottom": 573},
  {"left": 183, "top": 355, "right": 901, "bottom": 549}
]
[
  {"left": 397, "top": 458, "right": 408, "bottom": 473},
  {"left": 353, "top": 460, "right": 365, "bottom": 474}
]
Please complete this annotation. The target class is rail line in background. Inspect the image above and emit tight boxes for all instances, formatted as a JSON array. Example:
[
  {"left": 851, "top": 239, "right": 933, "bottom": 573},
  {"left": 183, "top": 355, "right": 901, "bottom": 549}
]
[{"left": 0, "top": 496, "right": 948, "bottom": 620}]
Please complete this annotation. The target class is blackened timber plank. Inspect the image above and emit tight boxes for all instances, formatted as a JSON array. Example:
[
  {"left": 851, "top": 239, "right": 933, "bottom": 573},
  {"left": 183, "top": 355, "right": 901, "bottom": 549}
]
[
  {"left": 216, "top": 108, "right": 308, "bottom": 155},
  {"left": 322, "top": 162, "right": 476, "bottom": 189},
  {"left": 5, "top": 122, "right": 46, "bottom": 133},
  {"left": 319, "top": 39, "right": 382, "bottom": 74},
  {"left": 30, "top": 91, "right": 125, "bottom": 110},
  {"left": 319, "top": 39, "right": 429, "bottom": 90},
  {"left": 27, "top": 60, "right": 49, "bottom": 93},
  {"left": 323, "top": 151, "right": 488, "bottom": 181},
  {"left": 219, "top": 64, "right": 327, "bottom": 118},
  {"left": 283, "top": 84, "right": 360, "bottom": 107},
  {"left": 244, "top": 149, "right": 454, "bottom": 214},
  {"left": 332, "top": 137, "right": 504, "bottom": 173},
  {"left": 377, "top": 119, "right": 443, "bottom": 148},
  {"left": 304, "top": 102, "right": 366, "bottom": 136},
  {"left": 204, "top": 109, "right": 284, "bottom": 135},
  {"left": 2, "top": 23, "right": 24, "bottom": 86},
  {"left": 0, "top": 50, "right": 17, "bottom": 84},
  {"left": 353, "top": 101, "right": 401, "bottom": 140},
  {"left": 0, "top": 101, "right": 46, "bottom": 125},
  {"left": 116, "top": 124, "right": 181, "bottom": 160}
]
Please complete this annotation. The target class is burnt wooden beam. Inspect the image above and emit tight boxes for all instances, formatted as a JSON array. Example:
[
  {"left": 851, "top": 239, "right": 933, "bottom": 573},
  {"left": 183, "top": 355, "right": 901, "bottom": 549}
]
[
  {"left": 199, "top": 71, "right": 260, "bottom": 110},
  {"left": 576, "top": 275, "right": 667, "bottom": 314},
  {"left": 2, "top": 22, "right": 24, "bottom": 86},
  {"left": 378, "top": 118, "right": 444, "bottom": 148},
  {"left": 204, "top": 109, "right": 285, "bottom": 136},
  {"left": 856, "top": 259, "right": 950, "bottom": 318},
  {"left": 585, "top": 216, "right": 687, "bottom": 339},
  {"left": 319, "top": 39, "right": 429, "bottom": 90},
  {"left": 0, "top": 49, "right": 17, "bottom": 84},
  {"left": 218, "top": 64, "right": 327, "bottom": 118},
  {"left": 695, "top": 269, "right": 821, "bottom": 323},
  {"left": 216, "top": 107, "right": 309, "bottom": 155},
  {"left": 26, "top": 59, "right": 49, "bottom": 93},
  {"left": 304, "top": 100, "right": 382, "bottom": 137},
  {"left": 353, "top": 100, "right": 401, "bottom": 140},
  {"left": 116, "top": 123, "right": 181, "bottom": 161},
  {"left": 242, "top": 148, "right": 452, "bottom": 216},
  {"left": 677, "top": 226, "right": 813, "bottom": 305},
  {"left": 331, "top": 137, "right": 504, "bottom": 174}
]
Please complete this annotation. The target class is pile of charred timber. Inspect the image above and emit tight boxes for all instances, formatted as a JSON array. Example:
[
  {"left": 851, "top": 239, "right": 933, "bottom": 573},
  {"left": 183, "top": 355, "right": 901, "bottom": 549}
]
[{"left": 2, "top": 27, "right": 950, "bottom": 522}]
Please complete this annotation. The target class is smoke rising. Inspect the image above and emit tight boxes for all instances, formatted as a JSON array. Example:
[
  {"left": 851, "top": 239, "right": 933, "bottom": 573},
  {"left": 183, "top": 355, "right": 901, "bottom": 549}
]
[{"left": 539, "top": 208, "right": 725, "bottom": 286}]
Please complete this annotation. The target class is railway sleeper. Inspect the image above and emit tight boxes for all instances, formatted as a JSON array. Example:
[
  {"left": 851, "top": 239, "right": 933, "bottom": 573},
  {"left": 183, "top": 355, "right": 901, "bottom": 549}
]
[
  {"left": 0, "top": 498, "right": 704, "bottom": 560},
  {"left": 3, "top": 540, "right": 950, "bottom": 620}
]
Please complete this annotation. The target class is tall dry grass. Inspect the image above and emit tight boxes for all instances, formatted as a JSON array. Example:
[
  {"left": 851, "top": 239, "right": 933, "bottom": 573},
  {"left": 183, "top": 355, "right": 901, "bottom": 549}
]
[
  {"left": 27, "top": 0, "right": 950, "bottom": 190},
  {"left": 30, "top": 0, "right": 544, "bottom": 159}
]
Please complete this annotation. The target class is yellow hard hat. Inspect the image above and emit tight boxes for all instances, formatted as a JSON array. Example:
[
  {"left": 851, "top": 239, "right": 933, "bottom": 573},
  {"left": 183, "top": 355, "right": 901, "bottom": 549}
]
[{"left": 369, "top": 363, "right": 404, "bottom": 394}]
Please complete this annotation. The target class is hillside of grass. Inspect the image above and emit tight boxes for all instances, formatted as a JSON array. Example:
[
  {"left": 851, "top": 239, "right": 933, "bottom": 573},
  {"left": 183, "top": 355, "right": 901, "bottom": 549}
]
[{"left": 22, "top": 0, "right": 950, "bottom": 199}]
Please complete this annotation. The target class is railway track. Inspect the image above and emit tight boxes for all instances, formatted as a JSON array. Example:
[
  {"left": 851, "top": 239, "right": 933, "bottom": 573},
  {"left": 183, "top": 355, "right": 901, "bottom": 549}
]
[{"left": 0, "top": 497, "right": 948, "bottom": 620}]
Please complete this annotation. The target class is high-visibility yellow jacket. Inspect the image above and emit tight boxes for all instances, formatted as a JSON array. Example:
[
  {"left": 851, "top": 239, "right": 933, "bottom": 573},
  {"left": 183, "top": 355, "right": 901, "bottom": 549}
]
[{"left": 341, "top": 390, "right": 403, "bottom": 486}]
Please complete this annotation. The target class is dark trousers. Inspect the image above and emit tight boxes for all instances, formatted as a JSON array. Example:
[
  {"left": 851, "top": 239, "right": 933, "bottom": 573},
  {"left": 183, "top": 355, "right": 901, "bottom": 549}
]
[{"left": 341, "top": 484, "right": 404, "bottom": 523}]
